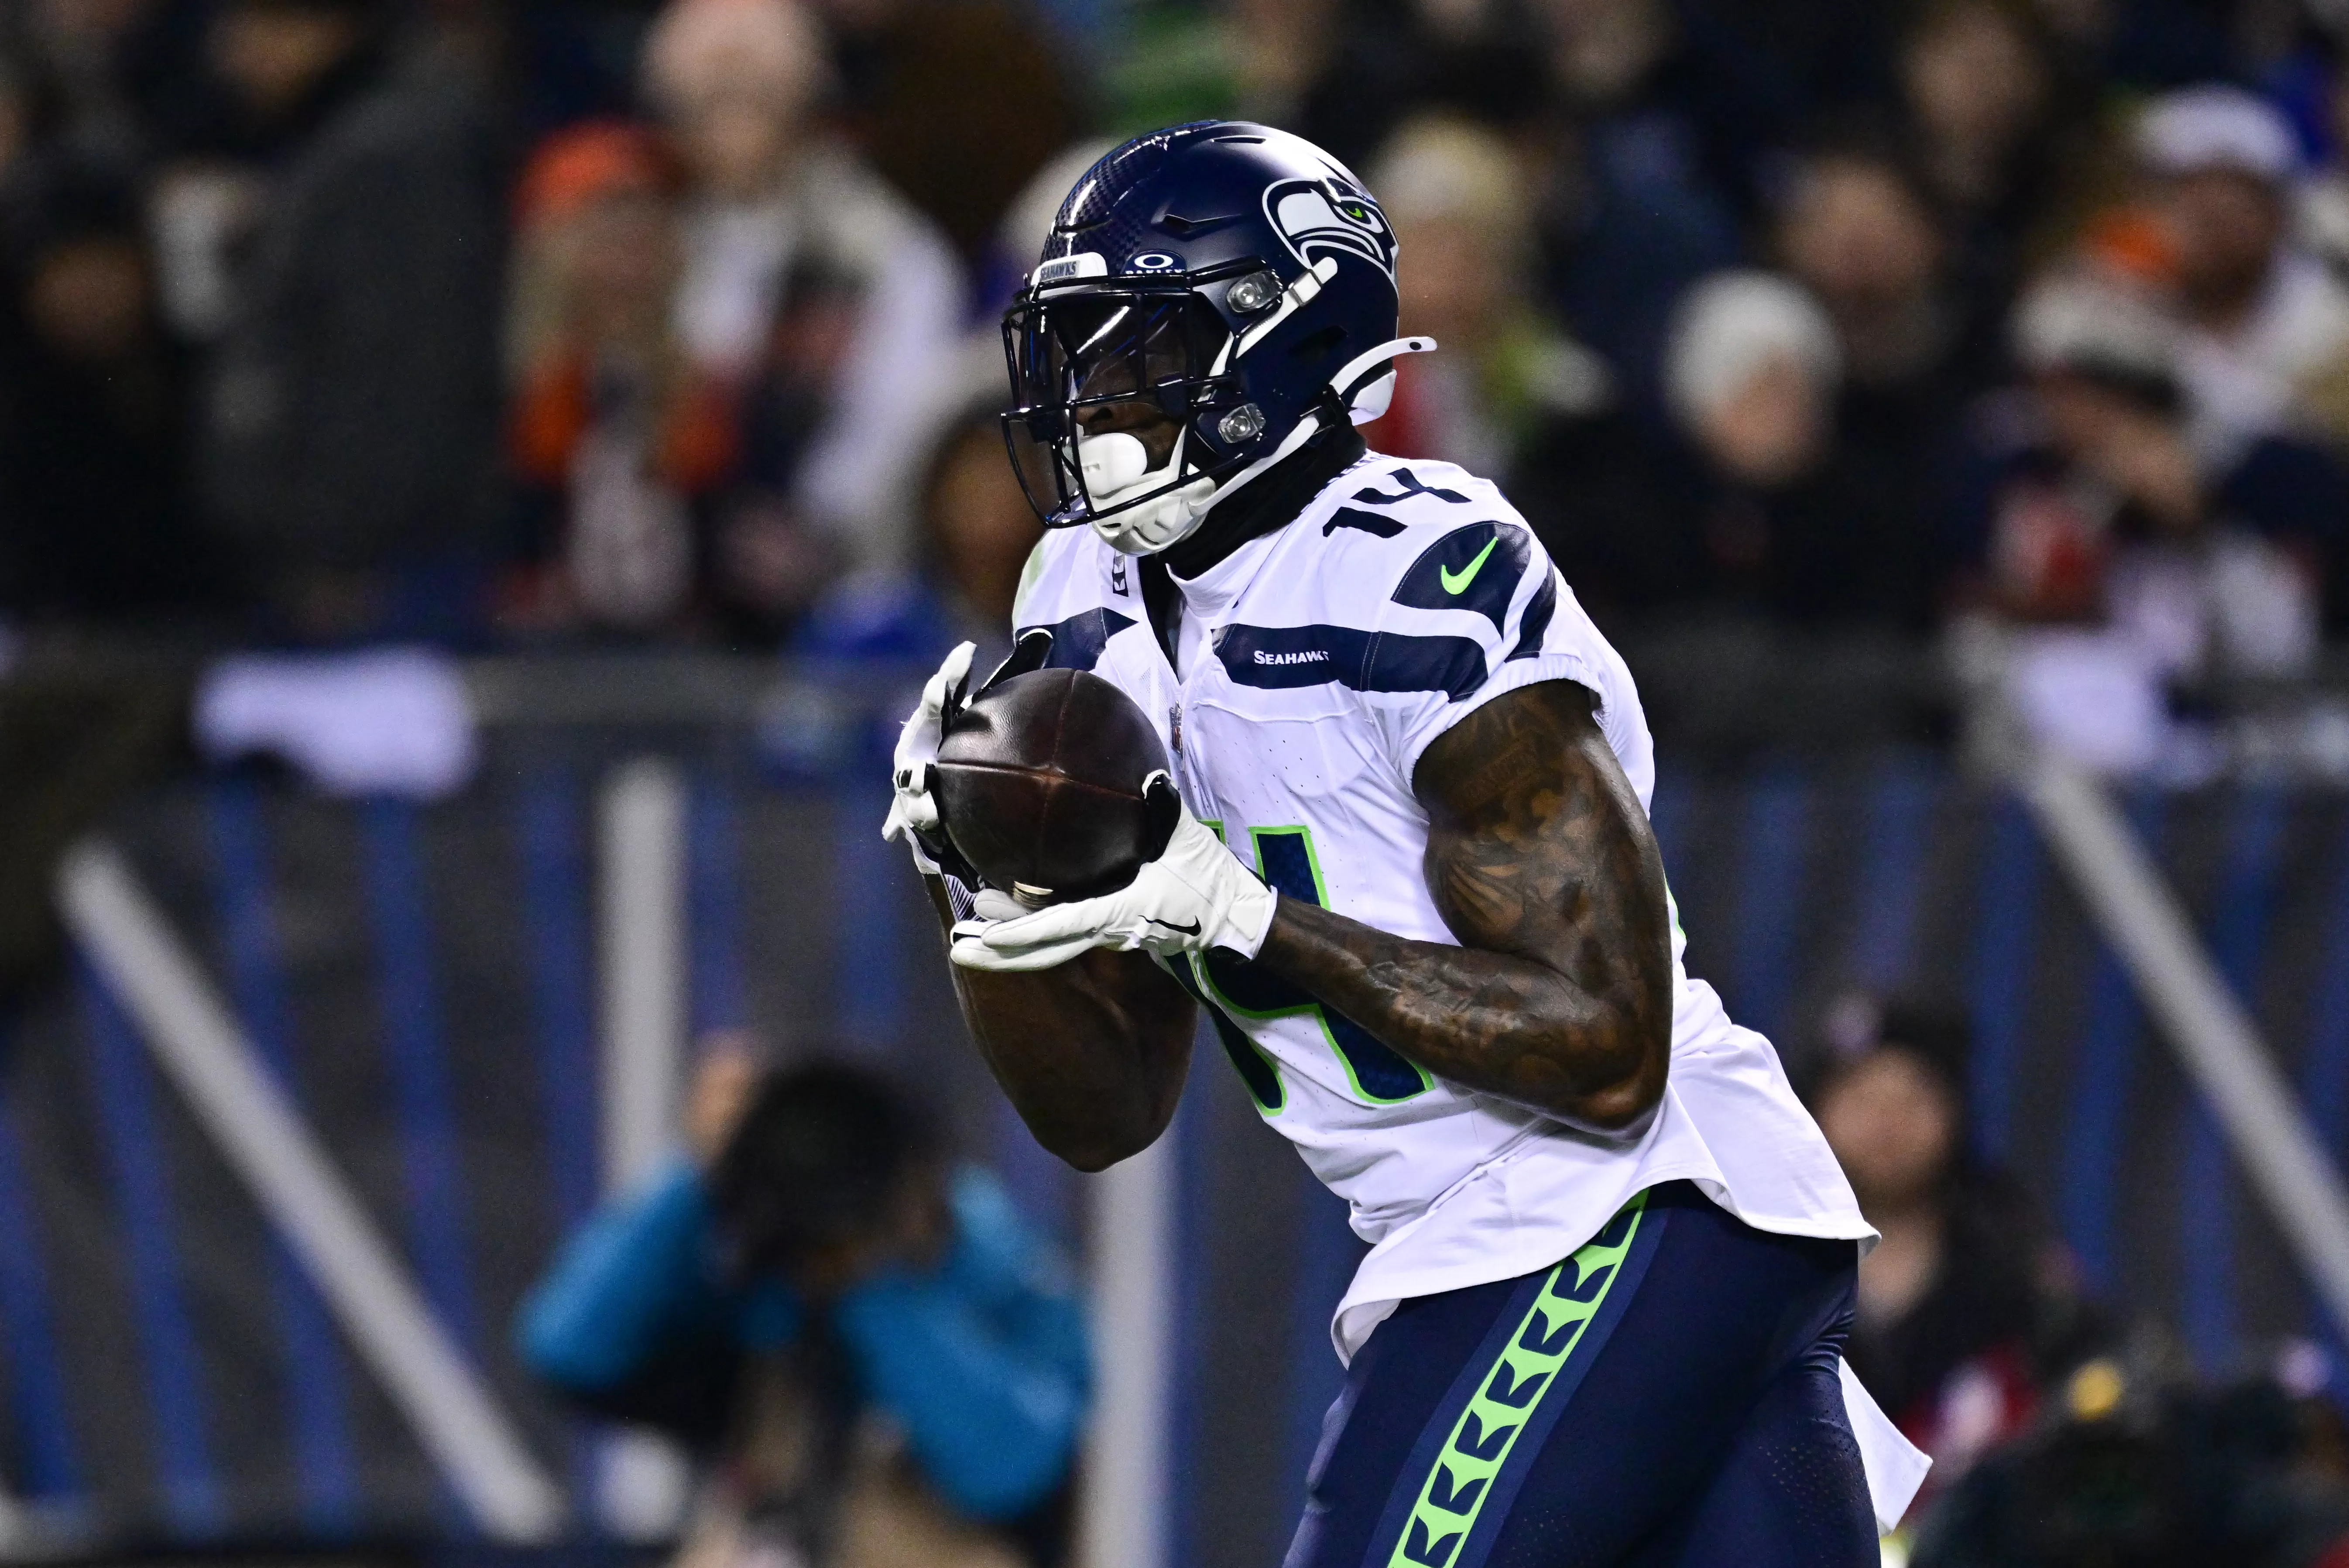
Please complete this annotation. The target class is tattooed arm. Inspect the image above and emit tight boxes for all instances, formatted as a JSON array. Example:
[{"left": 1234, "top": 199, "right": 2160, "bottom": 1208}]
[
  {"left": 926, "top": 882, "right": 1197, "bottom": 1170},
  {"left": 1252, "top": 680, "right": 1673, "bottom": 1133}
]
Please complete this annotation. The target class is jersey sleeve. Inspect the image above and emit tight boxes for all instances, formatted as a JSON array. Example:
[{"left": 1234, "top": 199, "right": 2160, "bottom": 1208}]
[{"left": 1363, "top": 510, "right": 1604, "bottom": 787}]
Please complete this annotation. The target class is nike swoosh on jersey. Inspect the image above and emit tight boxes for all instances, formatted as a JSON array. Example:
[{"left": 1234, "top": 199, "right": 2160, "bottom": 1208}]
[
  {"left": 1440, "top": 538, "right": 1499, "bottom": 595},
  {"left": 1392, "top": 522, "right": 1533, "bottom": 635}
]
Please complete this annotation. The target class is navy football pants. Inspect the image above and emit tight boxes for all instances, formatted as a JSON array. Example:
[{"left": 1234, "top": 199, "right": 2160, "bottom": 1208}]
[{"left": 1285, "top": 1182, "right": 1875, "bottom": 1568}]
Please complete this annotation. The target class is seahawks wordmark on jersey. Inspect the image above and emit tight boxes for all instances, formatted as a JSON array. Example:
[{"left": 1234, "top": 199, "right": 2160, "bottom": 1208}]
[{"left": 1012, "top": 452, "right": 1877, "bottom": 1362}]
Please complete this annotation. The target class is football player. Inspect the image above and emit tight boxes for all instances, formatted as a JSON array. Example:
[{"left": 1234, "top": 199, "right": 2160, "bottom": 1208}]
[{"left": 885, "top": 123, "right": 1925, "bottom": 1565}]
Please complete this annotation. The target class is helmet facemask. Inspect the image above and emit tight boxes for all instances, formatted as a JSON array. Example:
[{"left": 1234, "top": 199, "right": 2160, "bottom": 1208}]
[{"left": 1001, "top": 270, "right": 1265, "bottom": 555}]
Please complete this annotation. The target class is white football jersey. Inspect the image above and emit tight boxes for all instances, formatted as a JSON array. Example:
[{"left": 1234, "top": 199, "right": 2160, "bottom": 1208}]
[{"left": 1011, "top": 451, "right": 1873, "bottom": 1362}]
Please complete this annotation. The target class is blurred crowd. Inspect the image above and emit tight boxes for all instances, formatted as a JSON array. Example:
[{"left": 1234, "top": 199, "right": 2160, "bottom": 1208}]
[
  {"left": 1805, "top": 995, "right": 2349, "bottom": 1566},
  {"left": 10, "top": 0, "right": 2349, "bottom": 690}
]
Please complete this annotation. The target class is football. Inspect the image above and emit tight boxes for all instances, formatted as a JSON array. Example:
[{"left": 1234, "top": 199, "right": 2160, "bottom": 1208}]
[{"left": 933, "top": 668, "right": 1171, "bottom": 906}]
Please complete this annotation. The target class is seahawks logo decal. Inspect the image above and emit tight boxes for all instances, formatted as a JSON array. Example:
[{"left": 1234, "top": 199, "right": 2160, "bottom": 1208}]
[{"left": 1263, "top": 177, "right": 1396, "bottom": 280}]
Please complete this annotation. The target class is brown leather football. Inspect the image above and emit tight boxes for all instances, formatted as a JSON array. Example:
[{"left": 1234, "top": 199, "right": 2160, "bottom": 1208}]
[{"left": 933, "top": 668, "right": 1170, "bottom": 906}]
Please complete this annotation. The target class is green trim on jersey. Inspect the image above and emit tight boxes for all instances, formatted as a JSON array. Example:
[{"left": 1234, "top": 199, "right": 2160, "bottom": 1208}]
[
  {"left": 1182, "top": 822, "right": 1433, "bottom": 1111},
  {"left": 1204, "top": 825, "right": 1432, "bottom": 1105},
  {"left": 1182, "top": 821, "right": 1287, "bottom": 1112},
  {"left": 1384, "top": 1191, "right": 1650, "bottom": 1568}
]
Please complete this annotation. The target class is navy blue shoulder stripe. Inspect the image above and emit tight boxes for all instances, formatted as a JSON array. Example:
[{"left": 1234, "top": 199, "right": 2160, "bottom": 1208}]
[
  {"left": 1015, "top": 607, "right": 1138, "bottom": 673},
  {"left": 1507, "top": 569, "right": 1559, "bottom": 662},
  {"left": 1215, "top": 624, "right": 1487, "bottom": 702},
  {"left": 1391, "top": 522, "right": 1532, "bottom": 635}
]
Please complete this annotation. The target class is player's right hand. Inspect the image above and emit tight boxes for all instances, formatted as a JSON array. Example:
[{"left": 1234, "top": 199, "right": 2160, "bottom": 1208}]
[
  {"left": 881, "top": 640, "right": 977, "bottom": 874},
  {"left": 950, "top": 781, "right": 1276, "bottom": 972}
]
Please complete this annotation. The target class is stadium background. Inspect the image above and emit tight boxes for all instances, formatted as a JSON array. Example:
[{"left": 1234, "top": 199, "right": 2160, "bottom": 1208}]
[{"left": 13, "top": 0, "right": 2349, "bottom": 1562}]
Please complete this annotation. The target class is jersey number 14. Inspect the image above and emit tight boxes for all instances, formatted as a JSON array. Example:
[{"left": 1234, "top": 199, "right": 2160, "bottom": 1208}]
[{"left": 1167, "top": 825, "right": 1431, "bottom": 1112}]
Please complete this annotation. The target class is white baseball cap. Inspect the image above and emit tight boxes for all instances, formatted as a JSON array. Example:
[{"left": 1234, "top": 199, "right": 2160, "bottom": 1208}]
[
  {"left": 1665, "top": 271, "right": 1841, "bottom": 427},
  {"left": 2136, "top": 84, "right": 2300, "bottom": 182}
]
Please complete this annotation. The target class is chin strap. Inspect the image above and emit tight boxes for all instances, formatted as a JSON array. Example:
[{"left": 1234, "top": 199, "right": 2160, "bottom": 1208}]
[{"left": 1332, "top": 336, "right": 1438, "bottom": 423}]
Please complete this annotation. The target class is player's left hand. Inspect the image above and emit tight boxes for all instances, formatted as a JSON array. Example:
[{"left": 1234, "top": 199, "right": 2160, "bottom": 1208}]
[
  {"left": 881, "top": 640, "right": 977, "bottom": 874},
  {"left": 951, "top": 779, "right": 1276, "bottom": 972}
]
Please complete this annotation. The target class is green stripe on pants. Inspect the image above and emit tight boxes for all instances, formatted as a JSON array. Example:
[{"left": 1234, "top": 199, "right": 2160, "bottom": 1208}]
[{"left": 1385, "top": 1191, "right": 1649, "bottom": 1568}]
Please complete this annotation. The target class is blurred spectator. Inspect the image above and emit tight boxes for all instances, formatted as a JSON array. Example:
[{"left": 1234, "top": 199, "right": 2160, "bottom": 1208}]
[
  {"left": 792, "top": 359, "right": 1040, "bottom": 664},
  {"left": 6, "top": 0, "right": 197, "bottom": 163},
  {"left": 916, "top": 403, "right": 1037, "bottom": 646},
  {"left": 2027, "top": 0, "right": 2238, "bottom": 93},
  {"left": 1902, "top": 0, "right": 2057, "bottom": 225},
  {"left": 809, "top": 0, "right": 1080, "bottom": 268},
  {"left": 1810, "top": 997, "right": 2102, "bottom": 1500},
  {"left": 1103, "top": 0, "right": 1547, "bottom": 174},
  {"left": 2296, "top": 36, "right": 2349, "bottom": 291},
  {"left": 1102, "top": 0, "right": 1332, "bottom": 139},
  {"left": 197, "top": 0, "right": 511, "bottom": 644},
  {"left": 519, "top": 1052, "right": 1087, "bottom": 1568},
  {"left": 1778, "top": 142, "right": 1981, "bottom": 605},
  {"left": 2133, "top": 85, "right": 2349, "bottom": 464},
  {"left": 1896, "top": 0, "right": 2109, "bottom": 360},
  {"left": 1651, "top": 270, "right": 1941, "bottom": 628},
  {"left": 1357, "top": 116, "right": 1611, "bottom": 483},
  {"left": 1527, "top": 0, "right": 1744, "bottom": 410},
  {"left": 0, "top": 153, "right": 227, "bottom": 626},
  {"left": 1957, "top": 275, "right": 2343, "bottom": 677},
  {"left": 1668, "top": 274, "right": 1841, "bottom": 496},
  {"left": 1917, "top": 1368, "right": 2349, "bottom": 1567},
  {"left": 644, "top": 0, "right": 963, "bottom": 634},
  {"left": 504, "top": 122, "right": 734, "bottom": 636},
  {"left": 145, "top": 0, "right": 401, "bottom": 344},
  {"left": 1534, "top": 0, "right": 1895, "bottom": 220},
  {"left": 0, "top": 62, "right": 26, "bottom": 182},
  {"left": 1778, "top": 140, "right": 1981, "bottom": 400}
]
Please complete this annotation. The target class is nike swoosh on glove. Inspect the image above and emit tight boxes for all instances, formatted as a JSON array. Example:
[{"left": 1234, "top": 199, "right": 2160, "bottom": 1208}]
[
  {"left": 881, "top": 641, "right": 976, "bottom": 874},
  {"left": 950, "top": 778, "right": 1276, "bottom": 973}
]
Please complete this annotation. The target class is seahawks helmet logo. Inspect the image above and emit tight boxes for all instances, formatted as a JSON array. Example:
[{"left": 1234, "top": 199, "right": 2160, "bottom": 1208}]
[{"left": 1263, "top": 177, "right": 1396, "bottom": 280}]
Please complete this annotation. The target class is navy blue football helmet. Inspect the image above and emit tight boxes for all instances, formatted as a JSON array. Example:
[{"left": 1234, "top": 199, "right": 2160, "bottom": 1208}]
[{"left": 1001, "top": 121, "right": 1432, "bottom": 553}]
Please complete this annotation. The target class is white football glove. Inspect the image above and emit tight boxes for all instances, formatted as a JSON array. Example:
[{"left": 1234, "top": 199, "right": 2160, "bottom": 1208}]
[
  {"left": 881, "top": 641, "right": 977, "bottom": 875},
  {"left": 947, "top": 887, "right": 1028, "bottom": 949},
  {"left": 950, "top": 785, "right": 1277, "bottom": 973}
]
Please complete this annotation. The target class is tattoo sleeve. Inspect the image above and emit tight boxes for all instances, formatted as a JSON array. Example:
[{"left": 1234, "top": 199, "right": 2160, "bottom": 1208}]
[
  {"left": 1251, "top": 681, "right": 1673, "bottom": 1132},
  {"left": 925, "top": 880, "right": 1198, "bottom": 1170}
]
